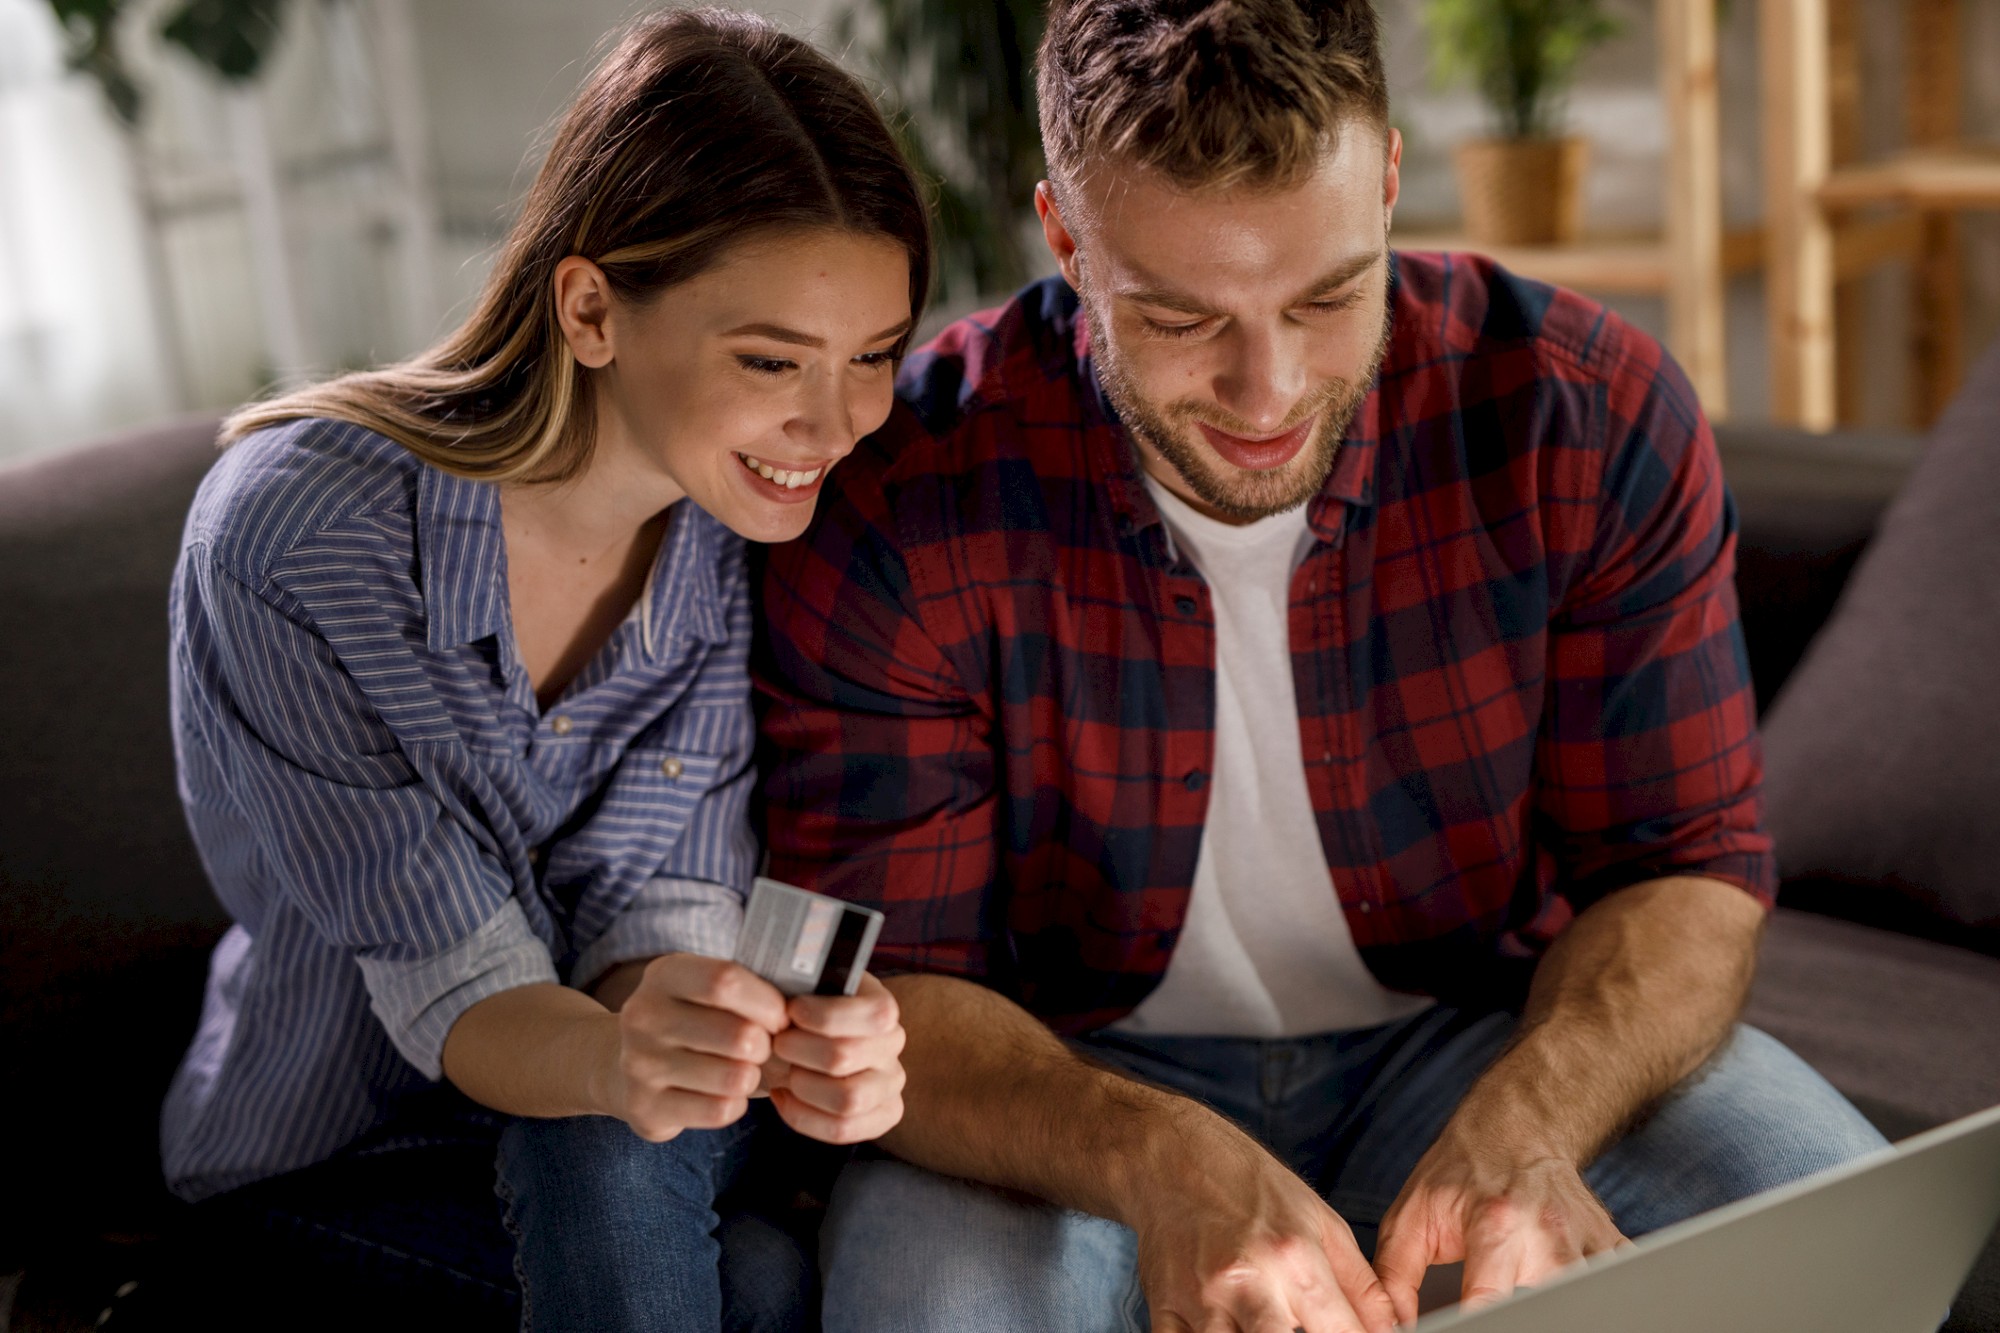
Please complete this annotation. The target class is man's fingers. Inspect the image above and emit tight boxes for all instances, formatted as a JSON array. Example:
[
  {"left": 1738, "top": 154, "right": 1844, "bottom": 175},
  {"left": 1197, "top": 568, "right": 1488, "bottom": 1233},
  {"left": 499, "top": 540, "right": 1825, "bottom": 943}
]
[
  {"left": 1371, "top": 1216, "right": 1438, "bottom": 1329},
  {"left": 1311, "top": 1218, "right": 1398, "bottom": 1333},
  {"left": 1458, "top": 1210, "right": 1528, "bottom": 1311}
]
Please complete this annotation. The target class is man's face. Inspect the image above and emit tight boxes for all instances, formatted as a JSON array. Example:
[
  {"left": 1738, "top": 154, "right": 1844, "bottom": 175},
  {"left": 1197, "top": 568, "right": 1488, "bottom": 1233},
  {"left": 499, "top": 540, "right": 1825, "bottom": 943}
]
[{"left": 1037, "top": 126, "right": 1400, "bottom": 523}]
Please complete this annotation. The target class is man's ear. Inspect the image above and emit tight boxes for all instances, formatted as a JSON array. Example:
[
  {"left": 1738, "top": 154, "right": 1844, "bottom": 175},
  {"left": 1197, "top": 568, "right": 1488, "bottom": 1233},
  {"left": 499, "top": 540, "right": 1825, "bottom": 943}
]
[
  {"left": 553, "top": 256, "right": 617, "bottom": 369},
  {"left": 1035, "top": 181, "right": 1084, "bottom": 291},
  {"left": 1382, "top": 126, "right": 1403, "bottom": 235}
]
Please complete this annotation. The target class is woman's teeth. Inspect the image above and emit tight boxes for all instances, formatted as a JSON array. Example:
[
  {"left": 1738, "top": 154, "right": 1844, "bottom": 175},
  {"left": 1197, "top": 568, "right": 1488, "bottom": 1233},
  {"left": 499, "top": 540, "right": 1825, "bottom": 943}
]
[{"left": 738, "top": 454, "right": 822, "bottom": 489}]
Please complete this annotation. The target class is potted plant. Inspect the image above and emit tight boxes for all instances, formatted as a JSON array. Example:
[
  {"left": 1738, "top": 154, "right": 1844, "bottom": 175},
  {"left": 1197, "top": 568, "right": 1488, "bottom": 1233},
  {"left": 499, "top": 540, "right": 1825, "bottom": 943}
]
[
  {"left": 835, "top": 0, "right": 1046, "bottom": 312},
  {"left": 1423, "top": 0, "right": 1621, "bottom": 246}
]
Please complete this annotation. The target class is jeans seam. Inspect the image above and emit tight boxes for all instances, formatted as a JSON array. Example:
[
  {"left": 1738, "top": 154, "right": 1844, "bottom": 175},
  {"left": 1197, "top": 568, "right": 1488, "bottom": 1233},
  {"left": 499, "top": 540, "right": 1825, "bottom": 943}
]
[{"left": 493, "top": 1157, "right": 535, "bottom": 1332}]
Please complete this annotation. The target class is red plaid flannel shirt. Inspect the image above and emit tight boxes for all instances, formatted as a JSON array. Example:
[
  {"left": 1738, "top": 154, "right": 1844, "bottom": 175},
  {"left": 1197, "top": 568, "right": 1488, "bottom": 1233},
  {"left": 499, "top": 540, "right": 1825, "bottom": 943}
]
[{"left": 755, "top": 252, "right": 1774, "bottom": 1033}]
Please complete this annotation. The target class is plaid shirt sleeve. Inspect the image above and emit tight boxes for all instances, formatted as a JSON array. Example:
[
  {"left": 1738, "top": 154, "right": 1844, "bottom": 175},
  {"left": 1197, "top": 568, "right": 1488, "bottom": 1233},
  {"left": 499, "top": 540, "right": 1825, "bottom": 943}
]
[
  {"left": 756, "top": 414, "right": 1003, "bottom": 982},
  {"left": 1534, "top": 329, "right": 1775, "bottom": 914}
]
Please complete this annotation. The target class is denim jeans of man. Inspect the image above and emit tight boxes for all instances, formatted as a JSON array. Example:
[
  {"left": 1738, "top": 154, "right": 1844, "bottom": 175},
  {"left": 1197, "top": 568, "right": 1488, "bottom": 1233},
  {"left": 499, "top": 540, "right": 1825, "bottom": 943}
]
[
  {"left": 818, "top": 1008, "right": 1890, "bottom": 1333},
  {"left": 141, "top": 1090, "right": 825, "bottom": 1333}
]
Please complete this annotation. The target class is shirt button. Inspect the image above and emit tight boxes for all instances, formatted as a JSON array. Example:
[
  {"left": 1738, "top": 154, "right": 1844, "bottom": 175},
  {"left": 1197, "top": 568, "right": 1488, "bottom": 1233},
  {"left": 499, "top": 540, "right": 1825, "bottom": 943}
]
[
  {"left": 549, "top": 715, "right": 574, "bottom": 736},
  {"left": 1174, "top": 595, "right": 1197, "bottom": 615},
  {"left": 1358, "top": 901, "right": 1373, "bottom": 914},
  {"left": 526, "top": 847, "right": 541, "bottom": 865},
  {"left": 659, "top": 756, "right": 684, "bottom": 779},
  {"left": 1183, "top": 768, "right": 1207, "bottom": 792}
]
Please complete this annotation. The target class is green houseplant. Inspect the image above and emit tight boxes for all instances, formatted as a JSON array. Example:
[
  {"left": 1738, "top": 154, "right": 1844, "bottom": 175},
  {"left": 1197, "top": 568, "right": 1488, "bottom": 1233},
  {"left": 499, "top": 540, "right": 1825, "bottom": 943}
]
[
  {"left": 836, "top": 0, "right": 1047, "bottom": 310},
  {"left": 1423, "top": 0, "right": 1621, "bottom": 245}
]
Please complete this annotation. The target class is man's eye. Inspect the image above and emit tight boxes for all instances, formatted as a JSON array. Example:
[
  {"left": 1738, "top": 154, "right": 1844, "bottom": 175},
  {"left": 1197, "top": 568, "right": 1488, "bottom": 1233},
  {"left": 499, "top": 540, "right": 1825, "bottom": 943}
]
[
  {"left": 1302, "top": 294, "right": 1361, "bottom": 315},
  {"left": 1144, "top": 317, "right": 1215, "bottom": 341},
  {"left": 737, "top": 356, "right": 794, "bottom": 375}
]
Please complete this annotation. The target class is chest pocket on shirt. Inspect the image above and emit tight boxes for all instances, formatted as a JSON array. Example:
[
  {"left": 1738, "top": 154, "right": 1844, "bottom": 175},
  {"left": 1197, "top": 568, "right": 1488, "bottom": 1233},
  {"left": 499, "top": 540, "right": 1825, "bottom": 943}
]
[{"left": 539, "top": 707, "right": 740, "bottom": 937}]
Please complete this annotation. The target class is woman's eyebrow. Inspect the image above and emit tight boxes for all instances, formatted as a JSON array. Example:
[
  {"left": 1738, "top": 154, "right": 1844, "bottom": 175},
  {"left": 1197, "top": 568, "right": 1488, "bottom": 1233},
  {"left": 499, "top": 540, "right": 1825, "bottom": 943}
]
[{"left": 722, "top": 318, "right": 914, "bottom": 347}]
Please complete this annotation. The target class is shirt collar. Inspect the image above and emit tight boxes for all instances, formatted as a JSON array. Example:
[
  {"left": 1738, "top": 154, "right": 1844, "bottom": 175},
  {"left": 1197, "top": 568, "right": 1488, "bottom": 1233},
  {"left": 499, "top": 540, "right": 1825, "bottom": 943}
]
[
  {"left": 644, "top": 499, "right": 733, "bottom": 657},
  {"left": 418, "top": 463, "right": 733, "bottom": 659},
  {"left": 418, "top": 464, "right": 511, "bottom": 653}
]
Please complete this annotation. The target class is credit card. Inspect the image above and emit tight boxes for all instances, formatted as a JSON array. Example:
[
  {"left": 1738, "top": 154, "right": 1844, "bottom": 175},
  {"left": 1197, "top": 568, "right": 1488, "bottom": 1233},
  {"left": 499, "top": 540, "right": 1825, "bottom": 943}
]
[{"left": 734, "top": 876, "right": 884, "bottom": 998}]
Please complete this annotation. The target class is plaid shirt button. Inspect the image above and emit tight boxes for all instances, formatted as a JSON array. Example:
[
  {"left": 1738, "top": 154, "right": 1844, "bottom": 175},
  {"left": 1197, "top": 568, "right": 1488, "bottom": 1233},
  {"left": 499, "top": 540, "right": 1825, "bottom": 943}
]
[
  {"left": 1183, "top": 769, "right": 1207, "bottom": 792},
  {"left": 1174, "top": 595, "right": 1197, "bottom": 615}
]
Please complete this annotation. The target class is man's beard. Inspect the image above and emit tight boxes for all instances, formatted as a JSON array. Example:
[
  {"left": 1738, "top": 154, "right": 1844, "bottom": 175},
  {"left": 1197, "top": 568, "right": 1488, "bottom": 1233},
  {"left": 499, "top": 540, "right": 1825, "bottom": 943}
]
[{"left": 1090, "top": 294, "right": 1392, "bottom": 522}]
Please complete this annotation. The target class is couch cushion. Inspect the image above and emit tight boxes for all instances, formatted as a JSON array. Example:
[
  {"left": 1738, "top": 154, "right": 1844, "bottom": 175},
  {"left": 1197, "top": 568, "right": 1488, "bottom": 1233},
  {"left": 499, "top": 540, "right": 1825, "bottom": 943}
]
[
  {"left": 1746, "top": 909, "right": 2000, "bottom": 1138},
  {"left": 1745, "top": 908, "right": 2000, "bottom": 1333},
  {"left": 1759, "top": 339, "right": 2000, "bottom": 955},
  {"left": 0, "top": 417, "right": 229, "bottom": 1254}
]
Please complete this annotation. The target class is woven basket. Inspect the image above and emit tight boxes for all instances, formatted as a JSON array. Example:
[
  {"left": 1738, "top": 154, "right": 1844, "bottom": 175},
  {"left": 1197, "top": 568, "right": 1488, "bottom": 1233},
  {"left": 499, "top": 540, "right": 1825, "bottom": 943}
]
[{"left": 1452, "top": 137, "right": 1590, "bottom": 246}]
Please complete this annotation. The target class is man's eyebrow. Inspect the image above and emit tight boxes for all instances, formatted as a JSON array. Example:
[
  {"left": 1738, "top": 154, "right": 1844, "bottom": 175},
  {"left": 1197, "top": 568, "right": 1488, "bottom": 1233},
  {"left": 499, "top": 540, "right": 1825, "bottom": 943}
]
[
  {"left": 1117, "top": 285, "right": 1220, "bottom": 318},
  {"left": 1117, "top": 251, "right": 1383, "bottom": 317},
  {"left": 1288, "top": 251, "right": 1383, "bottom": 305},
  {"left": 720, "top": 318, "right": 913, "bottom": 348}
]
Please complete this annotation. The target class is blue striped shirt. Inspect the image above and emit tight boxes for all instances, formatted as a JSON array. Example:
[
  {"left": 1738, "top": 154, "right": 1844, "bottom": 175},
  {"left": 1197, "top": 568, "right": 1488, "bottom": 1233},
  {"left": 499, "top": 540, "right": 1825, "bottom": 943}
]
[{"left": 161, "top": 419, "right": 756, "bottom": 1201}]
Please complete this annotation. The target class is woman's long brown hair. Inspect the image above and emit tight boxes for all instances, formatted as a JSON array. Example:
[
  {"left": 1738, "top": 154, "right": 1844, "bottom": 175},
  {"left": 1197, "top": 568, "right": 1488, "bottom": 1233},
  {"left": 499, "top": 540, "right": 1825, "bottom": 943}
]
[{"left": 222, "top": 7, "right": 932, "bottom": 484}]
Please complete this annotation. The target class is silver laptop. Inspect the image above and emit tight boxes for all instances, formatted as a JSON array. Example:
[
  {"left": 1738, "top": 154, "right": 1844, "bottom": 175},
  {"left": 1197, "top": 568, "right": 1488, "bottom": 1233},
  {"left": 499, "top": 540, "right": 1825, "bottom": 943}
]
[{"left": 1414, "top": 1102, "right": 2000, "bottom": 1333}]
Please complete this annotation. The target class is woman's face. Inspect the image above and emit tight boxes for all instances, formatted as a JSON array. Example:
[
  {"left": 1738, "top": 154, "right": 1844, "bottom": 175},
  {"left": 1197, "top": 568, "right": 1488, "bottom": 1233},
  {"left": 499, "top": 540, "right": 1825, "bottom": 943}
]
[{"left": 576, "top": 228, "right": 914, "bottom": 544}]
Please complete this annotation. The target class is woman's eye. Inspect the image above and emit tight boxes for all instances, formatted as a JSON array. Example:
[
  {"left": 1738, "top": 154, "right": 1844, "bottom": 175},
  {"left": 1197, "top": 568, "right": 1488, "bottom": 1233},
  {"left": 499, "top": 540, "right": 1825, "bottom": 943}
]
[
  {"left": 737, "top": 356, "right": 794, "bottom": 376},
  {"left": 853, "top": 350, "right": 899, "bottom": 369}
]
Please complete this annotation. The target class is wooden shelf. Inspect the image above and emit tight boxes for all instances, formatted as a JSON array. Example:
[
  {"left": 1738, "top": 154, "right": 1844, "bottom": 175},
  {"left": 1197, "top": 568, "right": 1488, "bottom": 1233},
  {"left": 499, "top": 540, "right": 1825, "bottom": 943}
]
[
  {"left": 1818, "top": 148, "right": 2000, "bottom": 211},
  {"left": 1391, "top": 227, "right": 1765, "bottom": 296}
]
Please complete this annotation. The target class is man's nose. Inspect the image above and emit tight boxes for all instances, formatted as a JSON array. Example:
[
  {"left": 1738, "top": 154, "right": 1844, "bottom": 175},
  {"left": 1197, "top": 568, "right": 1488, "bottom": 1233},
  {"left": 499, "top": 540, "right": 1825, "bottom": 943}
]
[{"left": 1210, "top": 325, "right": 1307, "bottom": 435}]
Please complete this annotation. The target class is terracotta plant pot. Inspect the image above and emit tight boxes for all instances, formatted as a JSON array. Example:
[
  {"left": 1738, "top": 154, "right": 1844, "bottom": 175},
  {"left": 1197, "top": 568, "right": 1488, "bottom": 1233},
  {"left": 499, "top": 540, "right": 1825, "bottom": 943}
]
[{"left": 1452, "top": 136, "right": 1590, "bottom": 246}]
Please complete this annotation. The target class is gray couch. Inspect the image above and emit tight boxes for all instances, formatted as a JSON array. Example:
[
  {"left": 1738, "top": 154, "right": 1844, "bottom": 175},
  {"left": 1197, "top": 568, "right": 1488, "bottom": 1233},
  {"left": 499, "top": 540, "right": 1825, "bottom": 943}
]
[{"left": 4, "top": 374, "right": 1998, "bottom": 1327}]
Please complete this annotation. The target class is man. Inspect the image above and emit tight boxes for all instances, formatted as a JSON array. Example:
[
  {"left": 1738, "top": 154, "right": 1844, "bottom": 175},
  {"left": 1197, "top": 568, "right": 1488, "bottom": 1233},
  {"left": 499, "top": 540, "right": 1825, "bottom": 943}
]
[{"left": 757, "top": 2, "right": 1885, "bottom": 1330}]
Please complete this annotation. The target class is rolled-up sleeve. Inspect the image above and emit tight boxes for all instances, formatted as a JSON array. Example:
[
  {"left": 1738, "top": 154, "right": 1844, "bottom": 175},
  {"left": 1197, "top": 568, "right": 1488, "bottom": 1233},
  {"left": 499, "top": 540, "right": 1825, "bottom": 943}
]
[
  {"left": 175, "top": 550, "right": 554, "bottom": 1078},
  {"left": 570, "top": 875, "right": 745, "bottom": 991},
  {"left": 1534, "top": 343, "right": 1776, "bottom": 913}
]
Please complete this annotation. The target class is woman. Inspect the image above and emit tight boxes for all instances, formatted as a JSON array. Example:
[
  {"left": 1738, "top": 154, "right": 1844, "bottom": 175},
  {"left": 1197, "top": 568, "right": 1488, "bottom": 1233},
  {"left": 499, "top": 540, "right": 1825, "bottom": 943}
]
[{"left": 156, "top": 9, "right": 928, "bottom": 1331}]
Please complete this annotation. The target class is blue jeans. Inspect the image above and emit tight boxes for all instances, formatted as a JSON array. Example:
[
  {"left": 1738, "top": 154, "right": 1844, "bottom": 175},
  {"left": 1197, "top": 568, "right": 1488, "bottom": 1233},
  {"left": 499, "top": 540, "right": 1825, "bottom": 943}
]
[
  {"left": 819, "top": 1009, "right": 1890, "bottom": 1333},
  {"left": 498, "top": 1101, "right": 824, "bottom": 1333},
  {"left": 156, "top": 1091, "right": 823, "bottom": 1333}
]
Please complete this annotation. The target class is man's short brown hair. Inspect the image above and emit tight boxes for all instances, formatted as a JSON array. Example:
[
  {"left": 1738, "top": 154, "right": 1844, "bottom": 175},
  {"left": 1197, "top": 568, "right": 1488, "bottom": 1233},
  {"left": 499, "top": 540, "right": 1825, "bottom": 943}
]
[{"left": 1036, "top": 0, "right": 1389, "bottom": 195}]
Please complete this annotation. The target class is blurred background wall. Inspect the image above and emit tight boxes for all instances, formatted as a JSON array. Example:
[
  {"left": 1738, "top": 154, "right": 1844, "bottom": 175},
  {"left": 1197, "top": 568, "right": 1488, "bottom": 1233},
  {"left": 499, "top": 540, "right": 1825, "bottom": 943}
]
[{"left": 2, "top": 0, "right": 1996, "bottom": 464}]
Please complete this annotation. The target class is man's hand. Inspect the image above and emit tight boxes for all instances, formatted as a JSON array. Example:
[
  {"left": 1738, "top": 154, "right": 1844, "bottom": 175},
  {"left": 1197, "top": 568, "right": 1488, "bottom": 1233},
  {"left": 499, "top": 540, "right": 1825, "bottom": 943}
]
[
  {"left": 763, "top": 971, "right": 908, "bottom": 1144},
  {"left": 606, "top": 952, "right": 790, "bottom": 1141},
  {"left": 1373, "top": 1125, "right": 1627, "bottom": 1323},
  {"left": 1129, "top": 1106, "right": 1398, "bottom": 1333}
]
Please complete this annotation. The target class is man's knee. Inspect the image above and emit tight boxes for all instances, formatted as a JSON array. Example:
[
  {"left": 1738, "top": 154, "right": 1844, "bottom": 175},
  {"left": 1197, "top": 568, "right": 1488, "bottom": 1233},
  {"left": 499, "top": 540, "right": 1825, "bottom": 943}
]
[
  {"left": 820, "top": 1157, "right": 1141, "bottom": 1333},
  {"left": 1589, "top": 1025, "right": 1888, "bottom": 1235}
]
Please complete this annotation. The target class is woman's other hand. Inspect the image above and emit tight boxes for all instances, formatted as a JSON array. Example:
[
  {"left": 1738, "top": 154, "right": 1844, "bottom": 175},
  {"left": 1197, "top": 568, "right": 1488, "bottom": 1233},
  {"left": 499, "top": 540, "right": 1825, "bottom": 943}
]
[
  {"left": 763, "top": 972, "right": 907, "bottom": 1144},
  {"left": 609, "top": 953, "right": 791, "bottom": 1142}
]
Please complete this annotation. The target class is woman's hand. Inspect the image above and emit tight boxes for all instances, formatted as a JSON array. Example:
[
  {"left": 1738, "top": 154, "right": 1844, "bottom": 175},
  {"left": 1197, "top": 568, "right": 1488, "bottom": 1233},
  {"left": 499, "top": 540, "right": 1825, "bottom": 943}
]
[
  {"left": 762, "top": 972, "right": 907, "bottom": 1144},
  {"left": 607, "top": 952, "right": 791, "bottom": 1142}
]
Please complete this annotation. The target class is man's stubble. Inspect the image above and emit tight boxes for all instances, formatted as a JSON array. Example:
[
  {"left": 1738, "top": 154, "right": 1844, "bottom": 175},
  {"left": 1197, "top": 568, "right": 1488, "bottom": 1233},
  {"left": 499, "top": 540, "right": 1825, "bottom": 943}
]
[{"left": 1084, "top": 262, "right": 1394, "bottom": 523}]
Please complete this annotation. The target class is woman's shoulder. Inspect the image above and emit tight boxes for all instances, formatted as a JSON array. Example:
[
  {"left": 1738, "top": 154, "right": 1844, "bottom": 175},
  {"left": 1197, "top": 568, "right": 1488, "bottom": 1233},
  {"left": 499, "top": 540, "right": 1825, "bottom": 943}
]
[{"left": 186, "top": 416, "right": 424, "bottom": 587}]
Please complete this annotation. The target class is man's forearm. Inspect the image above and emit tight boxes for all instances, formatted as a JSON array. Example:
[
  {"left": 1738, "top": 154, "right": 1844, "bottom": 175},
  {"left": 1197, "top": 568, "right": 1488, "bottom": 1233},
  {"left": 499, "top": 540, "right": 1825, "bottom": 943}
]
[
  {"left": 1446, "top": 875, "right": 1765, "bottom": 1165},
  {"left": 878, "top": 972, "right": 1228, "bottom": 1225}
]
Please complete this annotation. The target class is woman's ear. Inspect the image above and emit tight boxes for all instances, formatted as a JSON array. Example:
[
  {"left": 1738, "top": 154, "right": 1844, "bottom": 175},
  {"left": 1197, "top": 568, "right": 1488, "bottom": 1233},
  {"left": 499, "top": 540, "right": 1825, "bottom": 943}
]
[{"left": 553, "top": 256, "right": 617, "bottom": 369}]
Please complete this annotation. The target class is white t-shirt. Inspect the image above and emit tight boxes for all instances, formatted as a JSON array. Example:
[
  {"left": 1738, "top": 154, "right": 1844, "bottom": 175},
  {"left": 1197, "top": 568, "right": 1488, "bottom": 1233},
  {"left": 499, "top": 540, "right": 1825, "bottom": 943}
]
[{"left": 1112, "top": 475, "right": 1435, "bottom": 1038}]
